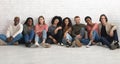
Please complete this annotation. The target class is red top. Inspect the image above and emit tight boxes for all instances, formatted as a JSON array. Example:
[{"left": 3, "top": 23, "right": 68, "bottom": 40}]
[
  {"left": 86, "top": 23, "right": 99, "bottom": 37},
  {"left": 35, "top": 24, "right": 48, "bottom": 37}
]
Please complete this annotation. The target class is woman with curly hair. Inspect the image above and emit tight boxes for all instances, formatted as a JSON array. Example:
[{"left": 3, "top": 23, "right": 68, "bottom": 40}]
[{"left": 47, "top": 16, "right": 63, "bottom": 45}]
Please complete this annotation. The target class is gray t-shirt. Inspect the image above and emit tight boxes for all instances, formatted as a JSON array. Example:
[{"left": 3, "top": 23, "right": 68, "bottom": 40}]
[{"left": 48, "top": 25, "right": 57, "bottom": 36}]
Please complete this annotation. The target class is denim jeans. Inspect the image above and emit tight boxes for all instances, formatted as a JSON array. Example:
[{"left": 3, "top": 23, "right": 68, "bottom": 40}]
[
  {"left": 74, "top": 28, "right": 89, "bottom": 45},
  {"left": 0, "top": 33, "right": 23, "bottom": 45},
  {"left": 80, "top": 28, "right": 85, "bottom": 38},
  {"left": 92, "top": 30, "right": 100, "bottom": 42},
  {"left": 47, "top": 30, "right": 62, "bottom": 44},
  {"left": 62, "top": 33, "right": 73, "bottom": 45},
  {"left": 24, "top": 29, "right": 35, "bottom": 43},
  {"left": 35, "top": 30, "right": 47, "bottom": 43},
  {"left": 100, "top": 30, "right": 119, "bottom": 48}
]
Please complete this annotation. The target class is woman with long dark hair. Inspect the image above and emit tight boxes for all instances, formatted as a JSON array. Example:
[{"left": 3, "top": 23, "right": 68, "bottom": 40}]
[
  {"left": 23, "top": 17, "right": 34, "bottom": 47},
  {"left": 62, "top": 17, "right": 73, "bottom": 47}
]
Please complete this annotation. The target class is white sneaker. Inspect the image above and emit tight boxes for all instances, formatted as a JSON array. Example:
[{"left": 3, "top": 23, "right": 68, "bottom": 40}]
[
  {"left": 35, "top": 42, "right": 40, "bottom": 47},
  {"left": 86, "top": 41, "right": 92, "bottom": 48},
  {"left": 61, "top": 43, "right": 64, "bottom": 46},
  {"left": 86, "top": 45, "right": 90, "bottom": 48},
  {"left": 57, "top": 43, "right": 60, "bottom": 45}
]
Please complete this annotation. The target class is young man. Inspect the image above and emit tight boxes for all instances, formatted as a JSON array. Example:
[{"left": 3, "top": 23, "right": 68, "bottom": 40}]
[
  {"left": 98, "top": 14, "right": 119, "bottom": 50},
  {"left": 0, "top": 17, "right": 23, "bottom": 45},
  {"left": 71, "top": 16, "right": 89, "bottom": 47},
  {"left": 85, "top": 16, "right": 99, "bottom": 47}
]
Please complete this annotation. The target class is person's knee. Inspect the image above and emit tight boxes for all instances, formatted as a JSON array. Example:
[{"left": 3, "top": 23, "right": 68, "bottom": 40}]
[
  {"left": 0, "top": 34, "right": 5, "bottom": 36},
  {"left": 17, "top": 33, "right": 23, "bottom": 39},
  {"left": 81, "top": 28, "right": 85, "bottom": 31},
  {"left": 92, "top": 30, "right": 99, "bottom": 39},
  {"left": 92, "top": 30, "right": 96, "bottom": 34},
  {"left": 30, "top": 29, "right": 35, "bottom": 34},
  {"left": 80, "top": 28, "right": 85, "bottom": 36},
  {"left": 113, "top": 30, "right": 118, "bottom": 35},
  {"left": 42, "top": 30, "right": 47, "bottom": 33},
  {"left": 58, "top": 30, "right": 62, "bottom": 33},
  {"left": 100, "top": 37, "right": 107, "bottom": 42}
]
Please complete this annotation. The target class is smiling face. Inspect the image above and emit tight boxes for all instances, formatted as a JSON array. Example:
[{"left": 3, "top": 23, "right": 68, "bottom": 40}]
[
  {"left": 85, "top": 18, "right": 92, "bottom": 25},
  {"left": 64, "top": 19, "right": 69, "bottom": 26},
  {"left": 74, "top": 17, "right": 80, "bottom": 24},
  {"left": 14, "top": 17, "right": 20, "bottom": 26},
  {"left": 53, "top": 19, "right": 59, "bottom": 25},
  {"left": 39, "top": 17, "right": 44, "bottom": 25},
  {"left": 100, "top": 16, "right": 107, "bottom": 25},
  {"left": 27, "top": 19, "right": 33, "bottom": 26}
]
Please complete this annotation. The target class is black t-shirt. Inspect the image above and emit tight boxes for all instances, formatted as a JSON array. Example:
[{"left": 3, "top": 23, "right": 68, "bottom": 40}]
[{"left": 101, "top": 25, "right": 108, "bottom": 37}]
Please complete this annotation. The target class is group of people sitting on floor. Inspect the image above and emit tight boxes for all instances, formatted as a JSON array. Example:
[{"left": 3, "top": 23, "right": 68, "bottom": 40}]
[{"left": 0, "top": 14, "right": 119, "bottom": 50}]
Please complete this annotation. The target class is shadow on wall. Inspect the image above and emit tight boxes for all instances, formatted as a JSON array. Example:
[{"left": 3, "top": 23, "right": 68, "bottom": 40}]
[
  {"left": 113, "top": 22, "right": 120, "bottom": 41},
  {"left": 117, "top": 26, "right": 120, "bottom": 40}
]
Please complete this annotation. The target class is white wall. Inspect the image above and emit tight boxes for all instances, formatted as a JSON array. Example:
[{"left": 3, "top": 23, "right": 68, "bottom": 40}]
[{"left": 0, "top": 0, "right": 120, "bottom": 38}]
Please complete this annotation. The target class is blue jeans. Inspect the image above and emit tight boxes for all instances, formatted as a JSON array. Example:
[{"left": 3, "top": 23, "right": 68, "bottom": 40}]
[
  {"left": 62, "top": 33, "right": 73, "bottom": 45},
  {"left": 0, "top": 33, "right": 23, "bottom": 45},
  {"left": 100, "top": 30, "right": 119, "bottom": 48},
  {"left": 74, "top": 28, "right": 89, "bottom": 45},
  {"left": 47, "top": 30, "right": 62, "bottom": 44},
  {"left": 80, "top": 39, "right": 90, "bottom": 45},
  {"left": 92, "top": 30, "right": 100, "bottom": 42},
  {"left": 81, "top": 30, "right": 100, "bottom": 45},
  {"left": 24, "top": 30, "right": 35, "bottom": 43},
  {"left": 35, "top": 30, "right": 47, "bottom": 43},
  {"left": 80, "top": 28, "right": 85, "bottom": 38}
]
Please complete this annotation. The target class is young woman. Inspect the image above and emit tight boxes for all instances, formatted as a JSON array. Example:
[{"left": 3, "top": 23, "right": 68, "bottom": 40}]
[
  {"left": 47, "top": 16, "right": 63, "bottom": 45},
  {"left": 23, "top": 17, "right": 35, "bottom": 47},
  {"left": 34, "top": 16, "right": 50, "bottom": 48},
  {"left": 98, "top": 14, "right": 119, "bottom": 50},
  {"left": 62, "top": 17, "right": 73, "bottom": 47}
]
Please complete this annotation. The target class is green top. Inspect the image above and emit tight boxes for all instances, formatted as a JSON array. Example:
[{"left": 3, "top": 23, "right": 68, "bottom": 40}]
[
  {"left": 72, "top": 23, "right": 86, "bottom": 37},
  {"left": 23, "top": 24, "right": 34, "bottom": 35}
]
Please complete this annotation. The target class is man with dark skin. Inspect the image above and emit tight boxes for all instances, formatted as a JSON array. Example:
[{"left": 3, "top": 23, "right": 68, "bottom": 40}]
[
  {"left": 0, "top": 17, "right": 23, "bottom": 45},
  {"left": 7, "top": 17, "right": 20, "bottom": 42}
]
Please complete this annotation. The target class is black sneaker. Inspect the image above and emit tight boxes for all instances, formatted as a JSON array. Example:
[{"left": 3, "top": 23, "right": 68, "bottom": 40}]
[
  {"left": 25, "top": 42, "right": 31, "bottom": 47},
  {"left": 66, "top": 42, "right": 71, "bottom": 47},
  {"left": 109, "top": 45, "right": 116, "bottom": 50},
  {"left": 58, "top": 42, "right": 64, "bottom": 46},
  {"left": 66, "top": 45, "right": 70, "bottom": 47},
  {"left": 60, "top": 43, "right": 64, "bottom": 46},
  {"left": 114, "top": 42, "right": 119, "bottom": 48}
]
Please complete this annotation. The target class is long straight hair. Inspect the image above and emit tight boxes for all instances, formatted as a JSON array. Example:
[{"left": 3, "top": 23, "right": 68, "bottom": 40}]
[
  {"left": 62, "top": 17, "right": 72, "bottom": 29},
  {"left": 38, "top": 16, "right": 46, "bottom": 25},
  {"left": 24, "top": 17, "right": 34, "bottom": 26},
  {"left": 99, "top": 14, "right": 108, "bottom": 22}
]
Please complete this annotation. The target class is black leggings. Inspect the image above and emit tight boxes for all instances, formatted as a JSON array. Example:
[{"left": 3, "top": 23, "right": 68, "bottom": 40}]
[{"left": 47, "top": 30, "right": 62, "bottom": 44}]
